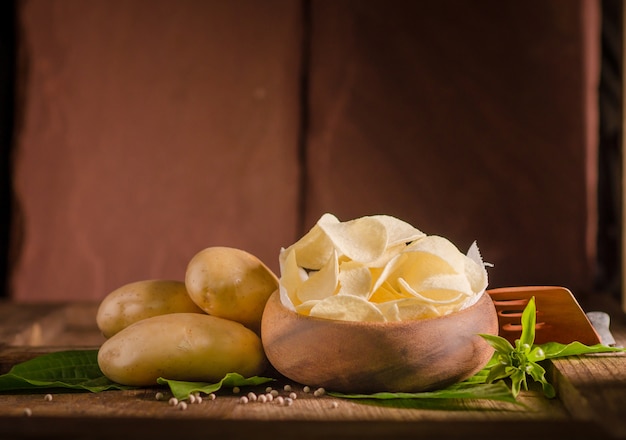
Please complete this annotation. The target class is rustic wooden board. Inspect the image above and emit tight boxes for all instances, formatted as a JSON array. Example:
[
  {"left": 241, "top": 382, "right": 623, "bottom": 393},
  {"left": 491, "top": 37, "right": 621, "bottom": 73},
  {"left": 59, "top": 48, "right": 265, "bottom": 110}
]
[
  {"left": 0, "top": 381, "right": 595, "bottom": 440},
  {"left": 0, "top": 300, "right": 624, "bottom": 439},
  {"left": 548, "top": 315, "right": 626, "bottom": 439},
  {"left": 0, "top": 416, "right": 610, "bottom": 440}
]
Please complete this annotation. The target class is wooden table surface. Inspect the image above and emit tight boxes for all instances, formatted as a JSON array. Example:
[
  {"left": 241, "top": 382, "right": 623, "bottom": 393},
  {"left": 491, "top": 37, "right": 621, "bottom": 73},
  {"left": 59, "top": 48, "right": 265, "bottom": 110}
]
[{"left": 0, "top": 297, "right": 625, "bottom": 440}]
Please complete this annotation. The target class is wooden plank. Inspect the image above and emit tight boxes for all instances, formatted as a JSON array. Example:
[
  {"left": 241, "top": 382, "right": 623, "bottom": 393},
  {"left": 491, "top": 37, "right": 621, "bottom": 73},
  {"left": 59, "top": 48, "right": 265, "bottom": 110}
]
[
  {"left": 0, "top": 301, "right": 624, "bottom": 438},
  {"left": 0, "top": 301, "right": 104, "bottom": 349},
  {"left": 0, "top": 342, "right": 581, "bottom": 437},
  {"left": 0, "top": 381, "right": 567, "bottom": 421},
  {"left": 0, "top": 417, "right": 611, "bottom": 440},
  {"left": 0, "top": 303, "right": 66, "bottom": 346},
  {"left": 0, "top": 379, "right": 584, "bottom": 440},
  {"left": 0, "top": 302, "right": 571, "bottom": 433},
  {"left": 12, "top": 0, "right": 302, "bottom": 302},
  {"left": 549, "top": 319, "right": 626, "bottom": 439}
]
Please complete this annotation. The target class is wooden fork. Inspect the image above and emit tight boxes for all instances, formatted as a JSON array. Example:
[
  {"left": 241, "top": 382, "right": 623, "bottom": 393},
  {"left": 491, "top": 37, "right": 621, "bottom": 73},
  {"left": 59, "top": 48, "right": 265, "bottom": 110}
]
[{"left": 487, "top": 286, "right": 602, "bottom": 346}]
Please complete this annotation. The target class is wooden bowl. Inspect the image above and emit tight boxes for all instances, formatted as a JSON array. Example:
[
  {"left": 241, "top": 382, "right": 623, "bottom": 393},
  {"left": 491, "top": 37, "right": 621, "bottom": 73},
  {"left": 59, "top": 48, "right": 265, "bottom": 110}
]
[{"left": 261, "top": 291, "right": 499, "bottom": 393}]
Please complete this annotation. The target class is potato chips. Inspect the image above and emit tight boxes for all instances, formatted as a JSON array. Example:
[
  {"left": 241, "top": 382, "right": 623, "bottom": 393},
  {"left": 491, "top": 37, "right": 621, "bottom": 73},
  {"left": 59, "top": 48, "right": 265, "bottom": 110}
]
[{"left": 278, "top": 213, "right": 489, "bottom": 322}]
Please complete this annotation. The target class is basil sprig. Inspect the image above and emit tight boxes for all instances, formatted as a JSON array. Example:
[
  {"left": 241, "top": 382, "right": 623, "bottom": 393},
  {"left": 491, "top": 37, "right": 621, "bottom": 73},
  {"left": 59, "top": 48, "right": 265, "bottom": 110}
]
[{"left": 479, "top": 296, "right": 625, "bottom": 398}]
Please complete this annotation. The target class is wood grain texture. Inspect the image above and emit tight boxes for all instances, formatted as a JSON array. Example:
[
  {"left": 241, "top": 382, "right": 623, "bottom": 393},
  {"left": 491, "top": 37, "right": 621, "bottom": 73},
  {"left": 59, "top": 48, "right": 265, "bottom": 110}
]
[
  {"left": 261, "top": 290, "right": 498, "bottom": 393},
  {"left": 2, "top": 300, "right": 625, "bottom": 439},
  {"left": 551, "top": 353, "right": 626, "bottom": 438},
  {"left": 11, "top": 0, "right": 302, "bottom": 302},
  {"left": 303, "top": 0, "right": 599, "bottom": 295}
]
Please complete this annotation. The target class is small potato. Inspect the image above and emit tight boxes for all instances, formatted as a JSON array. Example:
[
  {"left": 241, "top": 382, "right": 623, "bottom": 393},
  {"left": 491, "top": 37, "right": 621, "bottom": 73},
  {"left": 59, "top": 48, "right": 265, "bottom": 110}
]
[
  {"left": 97, "top": 313, "right": 267, "bottom": 386},
  {"left": 185, "top": 246, "right": 279, "bottom": 333},
  {"left": 96, "top": 279, "right": 205, "bottom": 338}
]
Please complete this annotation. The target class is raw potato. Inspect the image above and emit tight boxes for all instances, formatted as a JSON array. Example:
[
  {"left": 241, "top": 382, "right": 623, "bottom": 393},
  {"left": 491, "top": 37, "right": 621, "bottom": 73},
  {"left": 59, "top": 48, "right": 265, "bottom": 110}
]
[
  {"left": 96, "top": 279, "right": 205, "bottom": 338},
  {"left": 97, "top": 312, "right": 267, "bottom": 386},
  {"left": 185, "top": 246, "right": 279, "bottom": 333}
]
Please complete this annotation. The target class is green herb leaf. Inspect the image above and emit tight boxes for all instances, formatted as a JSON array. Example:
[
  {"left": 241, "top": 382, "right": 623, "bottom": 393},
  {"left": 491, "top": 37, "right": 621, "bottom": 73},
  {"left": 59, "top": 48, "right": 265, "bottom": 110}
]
[
  {"left": 156, "top": 373, "right": 275, "bottom": 400},
  {"left": 329, "top": 381, "right": 519, "bottom": 406},
  {"left": 519, "top": 295, "right": 537, "bottom": 347},
  {"left": 0, "top": 350, "right": 134, "bottom": 393},
  {"left": 479, "top": 333, "right": 514, "bottom": 354},
  {"left": 540, "top": 341, "right": 626, "bottom": 359}
]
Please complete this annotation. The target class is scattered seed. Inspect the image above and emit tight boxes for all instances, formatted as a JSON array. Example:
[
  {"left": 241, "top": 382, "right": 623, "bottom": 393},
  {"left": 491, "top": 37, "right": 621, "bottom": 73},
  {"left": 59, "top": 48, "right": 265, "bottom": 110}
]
[
  {"left": 23, "top": 408, "right": 32, "bottom": 417},
  {"left": 284, "top": 397, "right": 293, "bottom": 406},
  {"left": 247, "top": 392, "right": 257, "bottom": 402},
  {"left": 44, "top": 394, "right": 53, "bottom": 402},
  {"left": 177, "top": 401, "right": 188, "bottom": 410},
  {"left": 168, "top": 397, "right": 179, "bottom": 406},
  {"left": 155, "top": 392, "right": 164, "bottom": 401},
  {"left": 275, "top": 396, "right": 285, "bottom": 405},
  {"left": 188, "top": 394, "right": 196, "bottom": 404},
  {"left": 265, "top": 393, "right": 274, "bottom": 402},
  {"left": 302, "top": 386, "right": 311, "bottom": 393},
  {"left": 195, "top": 395, "right": 203, "bottom": 404},
  {"left": 239, "top": 396, "right": 249, "bottom": 404},
  {"left": 232, "top": 387, "right": 241, "bottom": 394},
  {"left": 270, "top": 389, "right": 279, "bottom": 397},
  {"left": 258, "top": 394, "right": 267, "bottom": 403},
  {"left": 313, "top": 387, "right": 326, "bottom": 397},
  {"left": 283, "top": 384, "right": 292, "bottom": 392},
  {"left": 265, "top": 386, "right": 273, "bottom": 393},
  {"left": 289, "top": 392, "right": 297, "bottom": 400},
  {"left": 208, "top": 393, "right": 216, "bottom": 401},
  {"left": 330, "top": 401, "right": 339, "bottom": 409}
]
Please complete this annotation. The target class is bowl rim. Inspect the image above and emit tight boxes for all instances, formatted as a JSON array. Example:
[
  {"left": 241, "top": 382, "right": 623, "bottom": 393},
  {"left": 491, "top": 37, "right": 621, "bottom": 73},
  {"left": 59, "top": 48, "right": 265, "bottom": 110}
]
[{"left": 264, "top": 288, "right": 493, "bottom": 329}]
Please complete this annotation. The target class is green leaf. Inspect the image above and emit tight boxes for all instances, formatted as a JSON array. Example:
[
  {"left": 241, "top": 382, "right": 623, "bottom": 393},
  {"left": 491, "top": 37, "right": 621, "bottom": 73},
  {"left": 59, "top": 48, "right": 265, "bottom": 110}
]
[
  {"left": 519, "top": 296, "right": 536, "bottom": 347},
  {"left": 156, "top": 373, "right": 275, "bottom": 400},
  {"left": 539, "top": 341, "right": 626, "bottom": 359},
  {"left": 329, "top": 381, "right": 519, "bottom": 406},
  {"left": 479, "top": 333, "right": 514, "bottom": 354},
  {"left": 527, "top": 362, "right": 555, "bottom": 398},
  {"left": 509, "top": 369, "right": 526, "bottom": 397},
  {"left": 485, "top": 362, "right": 509, "bottom": 384},
  {"left": 0, "top": 350, "right": 134, "bottom": 393}
]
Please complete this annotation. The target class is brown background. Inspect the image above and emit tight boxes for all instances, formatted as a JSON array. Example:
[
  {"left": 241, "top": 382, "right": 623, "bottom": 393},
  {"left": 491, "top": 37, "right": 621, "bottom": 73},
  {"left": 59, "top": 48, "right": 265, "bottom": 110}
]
[{"left": 7, "top": 0, "right": 602, "bottom": 302}]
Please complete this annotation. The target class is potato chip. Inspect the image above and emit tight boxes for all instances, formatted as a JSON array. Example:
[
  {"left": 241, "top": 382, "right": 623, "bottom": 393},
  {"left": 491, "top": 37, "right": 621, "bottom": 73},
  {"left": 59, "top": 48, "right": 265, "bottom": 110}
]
[
  {"left": 277, "top": 213, "right": 490, "bottom": 323},
  {"left": 295, "top": 300, "right": 320, "bottom": 316},
  {"left": 368, "top": 214, "right": 426, "bottom": 246},
  {"left": 414, "top": 273, "right": 473, "bottom": 297},
  {"left": 397, "top": 278, "right": 465, "bottom": 305},
  {"left": 373, "top": 301, "right": 402, "bottom": 321},
  {"left": 282, "top": 213, "right": 339, "bottom": 270},
  {"left": 464, "top": 242, "right": 488, "bottom": 294},
  {"left": 370, "top": 253, "right": 406, "bottom": 293},
  {"left": 308, "top": 294, "right": 386, "bottom": 322},
  {"left": 337, "top": 261, "right": 371, "bottom": 298},
  {"left": 297, "top": 250, "right": 339, "bottom": 303},
  {"left": 279, "top": 286, "right": 296, "bottom": 311},
  {"left": 396, "top": 251, "right": 459, "bottom": 288},
  {"left": 405, "top": 235, "right": 467, "bottom": 273},
  {"left": 367, "top": 242, "right": 410, "bottom": 268},
  {"left": 319, "top": 216, "right": 388, "bottom": 264},
  {"left": 390, "top": 298, "right": 441, "bottom": 320},
  {"left": 369, "top": 282, "right": 406, "bottom": 303},
  {"left": 278, "top": 247, "right": 306, "bottom": 308}
]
